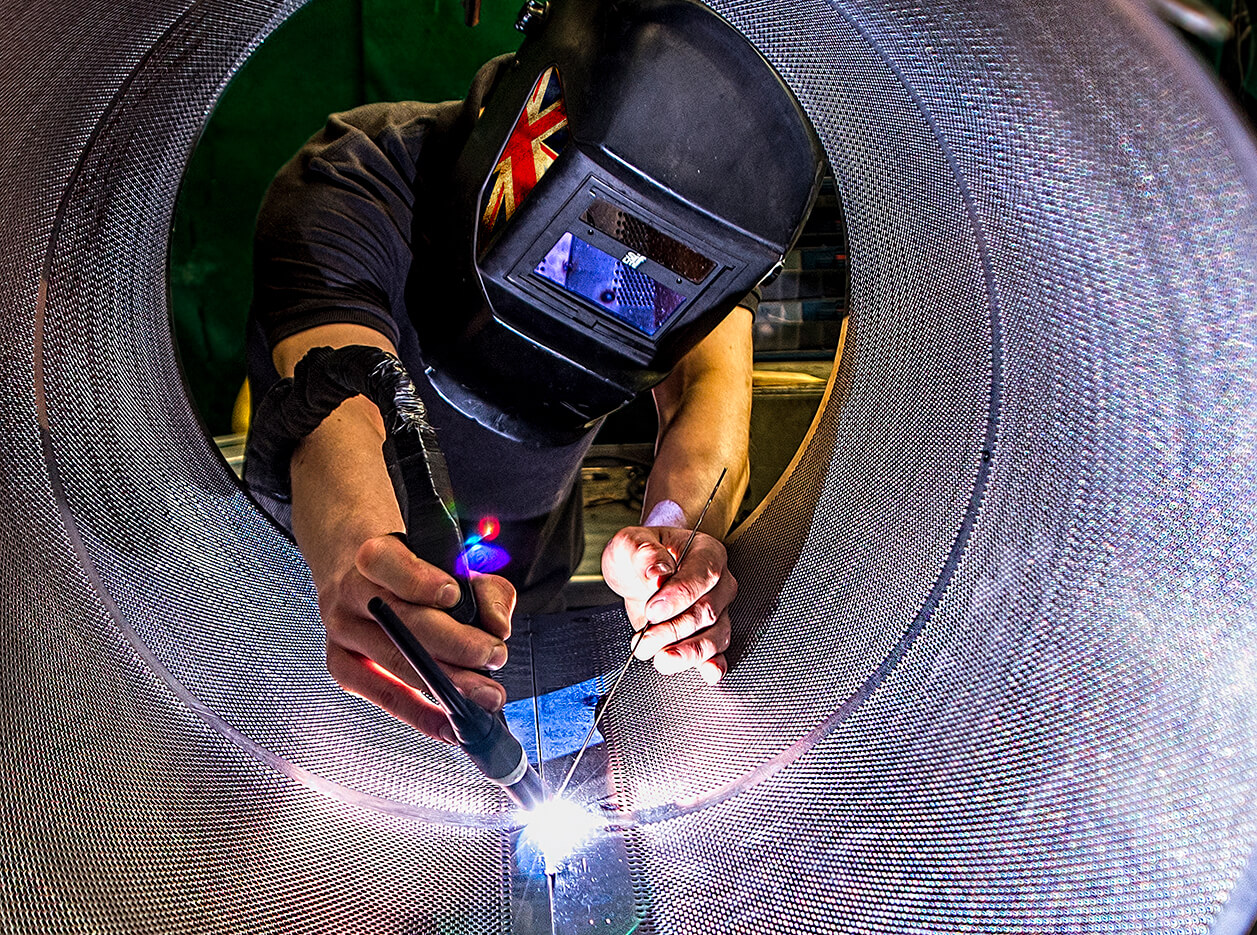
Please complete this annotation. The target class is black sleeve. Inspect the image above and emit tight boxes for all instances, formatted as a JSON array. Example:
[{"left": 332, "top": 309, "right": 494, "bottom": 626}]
[
  {"left": 737, "top": 285, "right": 762, "bottom": 316},
  {"left": 250, "top": 102, "right": 446, "bottom": 351}
]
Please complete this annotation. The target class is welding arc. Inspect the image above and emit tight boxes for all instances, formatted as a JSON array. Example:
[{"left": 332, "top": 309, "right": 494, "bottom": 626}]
[{"left": 553, "top": 468, "right": 728, "bottom": 801}]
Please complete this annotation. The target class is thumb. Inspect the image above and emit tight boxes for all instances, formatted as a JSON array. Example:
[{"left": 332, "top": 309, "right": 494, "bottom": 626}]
[
  {"left": 355, "top": 533, "right": 460, "bottom": 608},
  {"left": 601, "top": 526, "right": 677, "bottom": 600}
]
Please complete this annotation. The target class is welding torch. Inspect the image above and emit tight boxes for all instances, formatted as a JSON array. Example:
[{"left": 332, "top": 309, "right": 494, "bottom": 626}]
[
  {"left": 367, "top": 359, "right": 546, "bottom": 810},
  {"left": 368, "top": 597, "right": 545, "bottom": 810},
  {"left": 360, "top": 350, "right": 545, "bottom": 811}
]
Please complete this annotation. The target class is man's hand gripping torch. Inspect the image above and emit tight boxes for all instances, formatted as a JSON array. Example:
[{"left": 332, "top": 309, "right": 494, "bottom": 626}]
[
  {"left": 368, "top": 597, "right": 545, "bottom": 809},
  {"left": 246, "top": 344, "right": 543, "bottom": 810}
]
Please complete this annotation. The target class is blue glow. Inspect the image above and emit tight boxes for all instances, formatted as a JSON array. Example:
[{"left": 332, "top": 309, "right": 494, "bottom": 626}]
[
  {"left": 502, "top": 676, "right": 602, "bottom": 763},
  {"left": 534, "top": 231, "right": 685, "bottom": 335},
  {"left": 456, "top": 541, "right": 510, "bottom": 575}
]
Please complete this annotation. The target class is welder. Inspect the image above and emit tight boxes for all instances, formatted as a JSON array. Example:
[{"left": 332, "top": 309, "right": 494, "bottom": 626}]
[{"left": 243, "top": 0, "right": 822, "bottom": 745}]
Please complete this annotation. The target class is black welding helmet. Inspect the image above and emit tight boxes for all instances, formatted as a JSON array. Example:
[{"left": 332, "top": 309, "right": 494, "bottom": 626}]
[{"left": 420, "top": 0, "right": 824, "bottom": 445}]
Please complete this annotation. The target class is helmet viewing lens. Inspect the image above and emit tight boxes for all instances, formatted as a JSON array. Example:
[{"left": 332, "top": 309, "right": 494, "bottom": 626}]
[
  {"left": 533, "top": 231, "right": 688, "bottom": 336},
  {"left": 580, "top": 198, "right": 716, "bottom": 283}
]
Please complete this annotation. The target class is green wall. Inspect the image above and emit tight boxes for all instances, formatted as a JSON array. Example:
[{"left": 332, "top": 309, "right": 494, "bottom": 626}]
[
  {"left": 171, "top": 0, "right": 523, "bottom": 434},
  {"left": 1202, "top": 0, "right": 1257, "bottom": 122}
]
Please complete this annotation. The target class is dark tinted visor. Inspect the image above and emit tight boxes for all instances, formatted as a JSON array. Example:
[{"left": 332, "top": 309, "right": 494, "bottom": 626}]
[{"left": 580, "top": 199, "right": 716, "bottom": 283}]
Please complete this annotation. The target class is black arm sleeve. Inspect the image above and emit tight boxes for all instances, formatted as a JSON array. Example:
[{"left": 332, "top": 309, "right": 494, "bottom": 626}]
[{"left": 737, "top": 285, "right": 761, "bottom": 316}]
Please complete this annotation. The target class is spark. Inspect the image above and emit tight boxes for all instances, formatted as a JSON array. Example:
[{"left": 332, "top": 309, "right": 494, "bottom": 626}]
[
  {"left": 477, "top": 515, "right": 501, "bottom": 541},
  {"left": 520, "top": 797, "right": 601, "bottom": 874}
]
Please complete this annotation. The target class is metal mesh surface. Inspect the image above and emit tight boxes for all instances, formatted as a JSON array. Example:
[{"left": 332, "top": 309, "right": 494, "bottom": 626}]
[{"left": 1, "top": 0, "right": 1255, "bottom": 931}]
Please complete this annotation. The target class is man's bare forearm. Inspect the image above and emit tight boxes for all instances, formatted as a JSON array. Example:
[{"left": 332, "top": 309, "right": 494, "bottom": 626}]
[
  {"left": 271, "top": 323, "right": 405, "bottom": 579},
  {"left": 643, "top": 308, "right": 753, "bottom": 537},
  {"left": 263, "top": 322, "right": 513, "bottom": 732}
]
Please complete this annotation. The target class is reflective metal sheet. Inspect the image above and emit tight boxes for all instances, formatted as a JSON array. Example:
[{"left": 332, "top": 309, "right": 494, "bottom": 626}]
[{"left": 0, "top": 0, "right": 1254, "bottom": 931}]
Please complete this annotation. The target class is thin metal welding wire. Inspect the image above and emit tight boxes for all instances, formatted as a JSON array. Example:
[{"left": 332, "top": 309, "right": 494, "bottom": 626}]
[
  {"left": 553, "top": 468, "right": 727, "bottom": 801},
  {"left": 554, "top": 631, "right": 645, "bottom": 801}
]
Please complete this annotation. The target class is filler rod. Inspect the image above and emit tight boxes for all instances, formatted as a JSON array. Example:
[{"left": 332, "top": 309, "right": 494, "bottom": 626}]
[{"left": 554, "top": 467, "right": 727, "bottom": 800}]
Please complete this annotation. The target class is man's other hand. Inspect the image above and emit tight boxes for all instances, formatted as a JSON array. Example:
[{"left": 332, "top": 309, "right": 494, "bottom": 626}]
[
  {"left": 318, "top": 532, "right": 516, "bottom": 742},
  {"left": 600, "top": 525, "right": 736, "bottom": 685}
]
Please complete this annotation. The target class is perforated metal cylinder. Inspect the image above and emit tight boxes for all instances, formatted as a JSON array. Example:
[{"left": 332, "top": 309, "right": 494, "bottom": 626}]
[{"left": 1, "top": 0, "right": 1254, "bottom": 932}]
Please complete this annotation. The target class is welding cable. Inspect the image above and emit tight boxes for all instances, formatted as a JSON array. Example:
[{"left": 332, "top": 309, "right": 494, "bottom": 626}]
[{"left": 244, "top": 345, "right": 477, "bottom": 624}]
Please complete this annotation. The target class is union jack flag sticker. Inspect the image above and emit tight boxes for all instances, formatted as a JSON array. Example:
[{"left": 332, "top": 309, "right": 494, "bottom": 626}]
[{"left": 479, "top": 66, "right": 569, "bottom": 246}]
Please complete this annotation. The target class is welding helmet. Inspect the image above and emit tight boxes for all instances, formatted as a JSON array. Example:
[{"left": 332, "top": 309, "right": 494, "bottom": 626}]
[{"left": 420, "top": 0, "right": 824, "bottom": 445}]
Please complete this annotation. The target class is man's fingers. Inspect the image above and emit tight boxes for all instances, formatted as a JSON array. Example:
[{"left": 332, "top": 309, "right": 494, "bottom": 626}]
[
  {"left": 602, "top": 527, "right": 677, "bottom": 600},
  {"left": 635, "top": 575, "right": 735, "bottom": 660},
  {"left": 470, "top": 573, "right": 515, "bottom": 640},
  {"left": 633, "top": 596, "right": 718, "bottom": 659},
  {"left": 356, "top": 535, "right": 516, "bottom": 641},
  {"left": 623, "top": 597, "right": 650, "bottom": 634},
  {"left": 356, "top": 534, "right": 461, "bottom": 608},
  {"left": 651, "top": 612, "right": 732, "bottom": 675},
  {"left": 444, "top": 665, "right": 508, "bottom": 711},
  {"left": 327, "top": 646, "right": 458, "bottom": 741},
  {"left": 330, "top": 624, "right": 506, "bottom": 719},
  {"left": 609, "top": 527, "right": 737, "bottom": 687},
  {"left": 698, "top": 656, "right": 727, "bottom": 685},
  {"left": 334, "top": 584, "right": 508, "bottom": 674},
  {"left": 643, "top": 534, "right": 727, "bottom": 624},
  {"left": 316, "top": 531, "right": 519, "bottom": 739}
]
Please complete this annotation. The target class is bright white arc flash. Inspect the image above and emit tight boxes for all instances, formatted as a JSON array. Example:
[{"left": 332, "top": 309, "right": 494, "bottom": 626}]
[{"left": 521, "top": 798, "right": 602, "bottom": 874}]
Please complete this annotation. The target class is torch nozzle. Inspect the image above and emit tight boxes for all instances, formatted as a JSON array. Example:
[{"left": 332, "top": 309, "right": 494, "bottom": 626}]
[{"left": 367, "top": 597, "right": 546, "bottom": 809}]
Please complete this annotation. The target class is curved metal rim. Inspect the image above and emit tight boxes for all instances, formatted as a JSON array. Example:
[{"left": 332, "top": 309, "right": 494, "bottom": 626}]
[
  {"left": 28, "top": 0, "right": 525, "bottom": 832},
  {"left": 606, "top": 0, "right": 1005, "bottom": 828},
  {"left": 33, "top": 0, "right": 1003, "bottom": 830}
]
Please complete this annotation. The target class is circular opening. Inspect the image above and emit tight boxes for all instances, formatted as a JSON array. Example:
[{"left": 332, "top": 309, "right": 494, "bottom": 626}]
[
  {"left": 171, "top": 0, "right": 848, "bottom": 545},
  {"left": 165, "top": 0, "right": 852, "bottom": 821}
]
